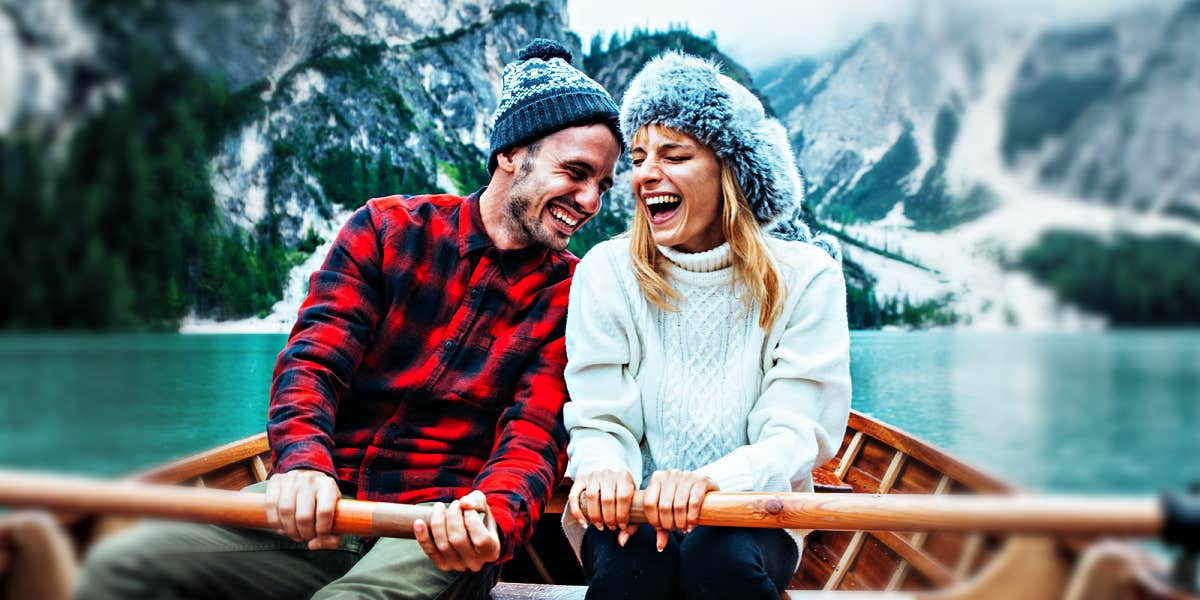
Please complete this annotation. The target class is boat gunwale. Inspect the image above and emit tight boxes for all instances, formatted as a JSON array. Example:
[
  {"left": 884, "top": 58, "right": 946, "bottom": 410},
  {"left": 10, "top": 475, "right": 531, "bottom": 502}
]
[{"left": 845, "top": 410, "right": 1014, "bottom": 495}]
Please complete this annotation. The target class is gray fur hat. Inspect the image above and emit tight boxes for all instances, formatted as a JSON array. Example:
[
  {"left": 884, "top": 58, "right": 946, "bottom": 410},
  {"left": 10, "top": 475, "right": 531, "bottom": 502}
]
[
  {"left": 621, "top": 52, "right": 801, "bottom": 227},
  {"left": 621, "top": 52, "right": 841, "bottom": 261}
]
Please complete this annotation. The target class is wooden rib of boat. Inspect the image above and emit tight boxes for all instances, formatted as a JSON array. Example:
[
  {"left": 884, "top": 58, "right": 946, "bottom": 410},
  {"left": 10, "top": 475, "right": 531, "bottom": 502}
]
[{"left": 57, "top": 410, "right": 1186, "bottom": 599}]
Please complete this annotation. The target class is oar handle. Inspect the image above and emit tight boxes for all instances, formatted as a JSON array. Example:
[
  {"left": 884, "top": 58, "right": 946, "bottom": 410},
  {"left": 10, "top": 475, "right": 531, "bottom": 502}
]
[
  {"left": 579, "top": 490, "right": 1164, "bottom": 537},
  {"left": 0, "top": 469, "right": 430, "bottom": 538}
]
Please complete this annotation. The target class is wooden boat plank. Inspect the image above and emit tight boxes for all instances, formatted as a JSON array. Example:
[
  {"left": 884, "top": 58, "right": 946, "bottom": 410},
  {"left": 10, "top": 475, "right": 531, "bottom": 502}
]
[
  {"left": 841, "top": 436, "right": 895, "bottom": 492},
  {"left": 916, "top": 531, "right": 968, "bottom": 571},
  {"left": 890, "top": 457, "right": 944, "bottom": 496},
  {"left": 489, "top": 583, "right": 917, "bottom": 599},
  {"left": 136, "top": 433, "right": 270, "bottom": 485},
  {"left": 846, "top": 413, "right": 1009, "bottom": 495},
  {"left": 792, "top": 533, "right": 844, "bottom": 589},
  {"left": 849, "top": 534, "right": 909, "bottom": 590},
  {"left": 833, "top": 432, "right": 865, "bottom": 482},
  {"left": 870, "top": 531, "right": 954, "bottom": 588},
  {"left": 824, "top": 532, "right": 867, "bottom": 590}
]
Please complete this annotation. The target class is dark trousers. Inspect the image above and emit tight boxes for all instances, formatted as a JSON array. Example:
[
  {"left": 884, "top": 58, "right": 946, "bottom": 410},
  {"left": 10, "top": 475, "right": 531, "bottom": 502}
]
[{"left": 580, "top": 525, "right": 798, "bottom": 600}]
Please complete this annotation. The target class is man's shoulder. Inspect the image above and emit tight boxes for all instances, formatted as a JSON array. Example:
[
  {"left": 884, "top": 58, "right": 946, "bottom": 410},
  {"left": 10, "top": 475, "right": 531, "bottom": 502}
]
[
  {"left": 548, "top": 247, "right": 582, "bottom": 272},
  {"left": 366, "top": 193, "right": 465, "bottom": 216}
]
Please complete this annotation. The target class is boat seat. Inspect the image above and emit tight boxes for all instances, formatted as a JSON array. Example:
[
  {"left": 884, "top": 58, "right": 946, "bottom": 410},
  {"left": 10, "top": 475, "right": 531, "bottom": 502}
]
[{"left": 490, "top": 583, "right": 916, "bottom": 599}]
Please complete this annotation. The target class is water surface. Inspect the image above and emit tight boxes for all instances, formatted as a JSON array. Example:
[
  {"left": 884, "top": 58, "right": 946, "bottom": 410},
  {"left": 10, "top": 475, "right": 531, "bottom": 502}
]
[{"left": 0, "top": 331, "right": 1196, "bottom": 494}]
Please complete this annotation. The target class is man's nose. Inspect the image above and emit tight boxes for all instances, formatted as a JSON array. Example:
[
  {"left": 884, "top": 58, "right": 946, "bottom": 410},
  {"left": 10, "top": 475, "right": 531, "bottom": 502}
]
[{"left": 578, "top": 184, "right": 603, "bottom": 215}]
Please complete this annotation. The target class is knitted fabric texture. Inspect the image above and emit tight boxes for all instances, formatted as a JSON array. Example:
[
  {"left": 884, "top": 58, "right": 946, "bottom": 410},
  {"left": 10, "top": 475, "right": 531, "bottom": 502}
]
[
  {"left": 488, "top": 39, "right": 621, "bottom": 173},
  {"left": 620, "top": 51, "right": 840, "bottom": 261}
]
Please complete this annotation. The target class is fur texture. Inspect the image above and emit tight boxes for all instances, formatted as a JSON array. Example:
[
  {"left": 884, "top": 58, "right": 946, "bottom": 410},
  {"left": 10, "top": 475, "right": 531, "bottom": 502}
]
[
  {"left": 621, "top": 52, "right": 840, "bottom": 261},
  {"left": 620, "top": 52, "right": 801, "bottom": 227}
]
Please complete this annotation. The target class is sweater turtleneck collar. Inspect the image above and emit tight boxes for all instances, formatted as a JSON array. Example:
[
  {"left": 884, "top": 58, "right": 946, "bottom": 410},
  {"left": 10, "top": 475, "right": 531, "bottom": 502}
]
[{"left": 657, "top": 242, "right": 732, "bottom": 273}]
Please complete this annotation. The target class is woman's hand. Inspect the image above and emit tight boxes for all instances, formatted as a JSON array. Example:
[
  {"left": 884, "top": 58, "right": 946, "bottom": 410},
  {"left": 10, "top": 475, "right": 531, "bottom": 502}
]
[
  {"left": 643, "top": 470, "right": 719, "bottom": 550},
  {"left": 568, "top": 469, "right": 639, "bottom": 545}
]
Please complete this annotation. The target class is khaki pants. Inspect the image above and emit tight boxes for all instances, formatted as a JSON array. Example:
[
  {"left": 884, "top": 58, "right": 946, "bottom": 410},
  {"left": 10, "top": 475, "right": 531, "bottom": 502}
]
[{"left": 74, "top": 483, "right": 498, "bottom": 600}]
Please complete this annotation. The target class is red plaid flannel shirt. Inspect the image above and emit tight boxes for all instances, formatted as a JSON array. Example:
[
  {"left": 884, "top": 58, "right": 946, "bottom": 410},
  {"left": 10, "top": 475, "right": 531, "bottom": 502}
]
[{"left": 267, "top": 191, "right": 575, "bottom": 561}]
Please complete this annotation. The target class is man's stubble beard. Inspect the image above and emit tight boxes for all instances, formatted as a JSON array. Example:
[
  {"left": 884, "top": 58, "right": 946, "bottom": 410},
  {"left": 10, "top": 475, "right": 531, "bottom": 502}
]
[{"left": 504, "top": 155, "right": 569, "bottom": 252}]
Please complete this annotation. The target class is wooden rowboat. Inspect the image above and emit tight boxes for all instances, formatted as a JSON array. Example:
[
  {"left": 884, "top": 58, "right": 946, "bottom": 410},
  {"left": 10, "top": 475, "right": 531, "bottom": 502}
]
[{"left": 34, "top": 410, "right": 1195, "bottom": 598}]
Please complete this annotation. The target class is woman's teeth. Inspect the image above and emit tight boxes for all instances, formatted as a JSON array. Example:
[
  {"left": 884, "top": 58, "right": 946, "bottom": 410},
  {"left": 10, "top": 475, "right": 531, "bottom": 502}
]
[{"left": 645, "top": 194, "right": 681, "bottom": 216}]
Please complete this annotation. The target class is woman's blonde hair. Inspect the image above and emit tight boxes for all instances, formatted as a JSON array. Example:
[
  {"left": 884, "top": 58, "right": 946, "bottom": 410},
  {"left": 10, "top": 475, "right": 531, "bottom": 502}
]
[{"left": 628, "top": 126, "right": 785, "bottom": 331}]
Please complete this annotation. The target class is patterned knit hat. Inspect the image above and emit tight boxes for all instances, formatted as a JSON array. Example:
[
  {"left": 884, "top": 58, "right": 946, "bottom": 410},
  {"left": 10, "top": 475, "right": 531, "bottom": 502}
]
[
  {"left": 621, "top": 51, "right": 839, "bottom": 261},
  {"left": 488, "top": 39, "right": 622, "bottom": 173}
]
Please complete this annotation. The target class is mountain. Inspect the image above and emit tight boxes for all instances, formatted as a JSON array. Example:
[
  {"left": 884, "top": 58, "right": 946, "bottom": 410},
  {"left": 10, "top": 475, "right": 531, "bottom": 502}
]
[
  {"left": 1, "top": 0, "right": 578, "bottom": 329},
  {"left": 756, "top": 1, "right": 1200, "bottom": 327},
  {"left": 1008, "top": 0, "right": 1200, "bottom": 220},
  {"left": 6, "top": 1, "right": 1194, "bottom": 330}
]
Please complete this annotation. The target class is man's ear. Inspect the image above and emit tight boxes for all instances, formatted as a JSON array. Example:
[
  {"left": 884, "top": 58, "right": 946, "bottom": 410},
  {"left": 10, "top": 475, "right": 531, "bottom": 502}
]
[{"left": 494, "top": 147, "right": 522, "bottom": 174}]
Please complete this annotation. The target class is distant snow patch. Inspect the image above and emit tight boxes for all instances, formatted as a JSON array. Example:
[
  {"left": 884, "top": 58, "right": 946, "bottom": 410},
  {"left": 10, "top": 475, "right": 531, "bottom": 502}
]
[
  {"left": 180, "top": 206, "right": 355, "bottom": 334},
  {"left": 289, "top": 69, "right": 326, "bottom": 104}
]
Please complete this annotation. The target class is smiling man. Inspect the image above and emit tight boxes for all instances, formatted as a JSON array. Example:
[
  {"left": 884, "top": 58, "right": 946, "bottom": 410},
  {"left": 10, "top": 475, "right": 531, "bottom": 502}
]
[{"left": 75, "top": 39, "right": 622, "bottom": 600}]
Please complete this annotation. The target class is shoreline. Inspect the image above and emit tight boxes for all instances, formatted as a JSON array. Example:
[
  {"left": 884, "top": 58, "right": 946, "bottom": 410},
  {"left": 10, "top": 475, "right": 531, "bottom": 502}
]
[{"left": 178, "top": 315, "right": 294, "bottom": 334}]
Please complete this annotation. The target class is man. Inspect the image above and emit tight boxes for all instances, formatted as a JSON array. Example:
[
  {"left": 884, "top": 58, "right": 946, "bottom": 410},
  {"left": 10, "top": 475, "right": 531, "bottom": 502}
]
[{"left": 75, "top": 38, "right": 622, "bottom": 600}]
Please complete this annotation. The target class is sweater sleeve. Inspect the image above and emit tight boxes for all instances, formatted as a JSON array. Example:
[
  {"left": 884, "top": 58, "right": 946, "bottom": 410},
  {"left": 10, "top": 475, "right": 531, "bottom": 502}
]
[
  {"left": 562, "top": 246, "right": 646, "bottom": 486},
  {"left": 693, "top": 262, "right": 852, "bottom": 493}
]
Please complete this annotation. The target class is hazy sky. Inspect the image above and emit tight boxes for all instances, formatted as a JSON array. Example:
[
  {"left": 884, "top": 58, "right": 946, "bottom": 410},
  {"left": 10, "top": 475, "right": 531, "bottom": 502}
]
[{"left": 568, "top": 0, "right": 1180, "bottom": 69}]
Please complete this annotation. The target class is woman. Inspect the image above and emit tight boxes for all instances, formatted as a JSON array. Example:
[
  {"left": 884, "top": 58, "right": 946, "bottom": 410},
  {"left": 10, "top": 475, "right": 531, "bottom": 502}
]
[{"left": 563, "top": 52, "right": 852, "bottom": 600}]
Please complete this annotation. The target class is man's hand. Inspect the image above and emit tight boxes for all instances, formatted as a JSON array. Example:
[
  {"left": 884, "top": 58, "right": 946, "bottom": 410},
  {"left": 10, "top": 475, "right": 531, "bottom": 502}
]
[
  {"left": 643, "top": 469, "right": 719, "bottom": 550},
  {"left": 413, "top": 490, "right": 501, "bottom": 572},
  {"left": 568, "top": 469, "right": 639, "bottom": 546},
  {"left": 264, "top": 469, "right": 341, "bottom": 550}
]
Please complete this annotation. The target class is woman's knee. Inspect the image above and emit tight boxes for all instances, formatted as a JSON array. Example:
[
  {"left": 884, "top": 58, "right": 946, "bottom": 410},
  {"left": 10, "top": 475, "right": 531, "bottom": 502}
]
[
  {"left": 582, "top": 526, "right": 680, "bottom": 600},
  {"left": 678, "top": 528, "right": 784, "bottom": 600}
]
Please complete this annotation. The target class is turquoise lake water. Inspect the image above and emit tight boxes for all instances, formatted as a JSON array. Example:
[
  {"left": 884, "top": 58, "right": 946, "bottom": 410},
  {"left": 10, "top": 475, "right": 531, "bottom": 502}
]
[{"left": 0, "top": 331, "right": 1196, "bottom": 495}]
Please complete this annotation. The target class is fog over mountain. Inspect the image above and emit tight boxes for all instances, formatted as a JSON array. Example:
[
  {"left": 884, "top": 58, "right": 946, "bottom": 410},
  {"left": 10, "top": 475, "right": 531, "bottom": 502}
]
[{"left": 754, "top": 0, "right": 1200, "bottom": 328}]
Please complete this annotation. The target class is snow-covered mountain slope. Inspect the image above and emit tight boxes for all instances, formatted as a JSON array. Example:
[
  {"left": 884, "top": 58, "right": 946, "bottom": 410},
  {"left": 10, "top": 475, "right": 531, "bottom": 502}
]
[{"left": 758, "top": 0, "right": 1200, "bottom": 328}]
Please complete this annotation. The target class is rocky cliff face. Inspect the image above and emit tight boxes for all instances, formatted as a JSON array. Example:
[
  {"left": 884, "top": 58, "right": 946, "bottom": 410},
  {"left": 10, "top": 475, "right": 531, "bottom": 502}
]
[
  {"left": 1009, "top": 0, "right": 1200, "bottom": 219},
  {"left": 0, "top": 0, "right": 586, "bottom": 328},
  {"left": 759, "top": 1, "right": 1198, "bottom": 228},
  {"left": 5, "top": 0, "right": 575, "bottom": 243},
  {"left": 175, "top": 0, "right": 574, "bottom": 243}
]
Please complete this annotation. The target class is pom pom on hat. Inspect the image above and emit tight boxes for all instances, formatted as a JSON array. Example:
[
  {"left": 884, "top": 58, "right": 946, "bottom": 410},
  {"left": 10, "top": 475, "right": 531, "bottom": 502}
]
[{"left": 517, "top": 39, "right": 573, "bottom": 63}]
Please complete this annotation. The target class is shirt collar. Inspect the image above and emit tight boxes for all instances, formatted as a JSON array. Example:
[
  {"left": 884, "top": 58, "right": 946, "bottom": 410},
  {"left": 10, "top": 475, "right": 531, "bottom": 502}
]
[
  {"left": 460, "top": 188, "right": 492, "bottom": 257},
  {"left": 459, "top": 187, "right": 551, "bottom": 283}
]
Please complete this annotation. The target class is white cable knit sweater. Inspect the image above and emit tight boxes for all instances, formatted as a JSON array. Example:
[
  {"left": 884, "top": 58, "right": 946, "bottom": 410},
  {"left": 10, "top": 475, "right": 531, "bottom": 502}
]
[{"left": 562, "top": 236, "right": 852, "bottom": 558}]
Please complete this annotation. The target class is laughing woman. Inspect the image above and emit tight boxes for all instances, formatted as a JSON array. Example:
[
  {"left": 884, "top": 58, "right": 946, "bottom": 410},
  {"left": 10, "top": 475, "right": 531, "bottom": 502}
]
[{"left": 562, "top": 52, "right": 852, "bottom": 600}]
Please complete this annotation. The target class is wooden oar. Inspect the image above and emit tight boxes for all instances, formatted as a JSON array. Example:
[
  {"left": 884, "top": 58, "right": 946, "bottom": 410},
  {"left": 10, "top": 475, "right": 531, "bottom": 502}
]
[
  {"left": 1, "top": 469, "right": 1190, "bottom": 540},
  {"left": 0, "top": 469, "right": 432, "bottom": 538},
  {"left": 579, "top": 490, "right": 1169, "bottom": 537}
]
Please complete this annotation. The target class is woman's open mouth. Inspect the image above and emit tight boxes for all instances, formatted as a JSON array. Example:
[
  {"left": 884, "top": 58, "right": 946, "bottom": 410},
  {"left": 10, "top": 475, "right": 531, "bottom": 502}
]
[{"left": 645, "top": 194, "right": 681, "bottom": 224}]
